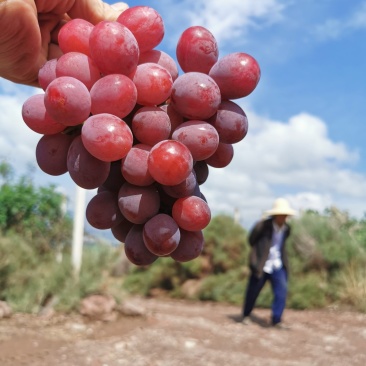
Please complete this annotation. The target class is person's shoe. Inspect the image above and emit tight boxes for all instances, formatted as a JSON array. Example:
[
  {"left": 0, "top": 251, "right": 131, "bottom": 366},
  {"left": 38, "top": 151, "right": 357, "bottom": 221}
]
[
  {"left": 241, "top": 316, "right": 252, "bottom": 325},
  {"left": 272, "top": 322, "right": 290, "bottom": 330}
]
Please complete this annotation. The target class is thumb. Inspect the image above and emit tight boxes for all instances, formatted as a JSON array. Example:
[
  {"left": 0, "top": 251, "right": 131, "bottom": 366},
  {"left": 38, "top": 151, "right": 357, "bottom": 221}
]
[
  {"left": 110, "top": 2, "right": 129, "bottom": 13},
  {"left": 67, "top": 0, "right": 128, "bottom": 24}
]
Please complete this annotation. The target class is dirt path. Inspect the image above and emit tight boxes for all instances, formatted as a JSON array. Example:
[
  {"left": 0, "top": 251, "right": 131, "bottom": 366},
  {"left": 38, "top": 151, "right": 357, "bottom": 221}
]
[{"left": 0, "top": 297, "right": 365, "bottom": 366}]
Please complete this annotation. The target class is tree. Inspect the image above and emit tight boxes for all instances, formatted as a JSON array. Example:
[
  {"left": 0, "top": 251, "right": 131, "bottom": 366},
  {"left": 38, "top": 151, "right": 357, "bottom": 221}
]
[{"left": 0, "top": 161, "right": 72, "bottom": 253}]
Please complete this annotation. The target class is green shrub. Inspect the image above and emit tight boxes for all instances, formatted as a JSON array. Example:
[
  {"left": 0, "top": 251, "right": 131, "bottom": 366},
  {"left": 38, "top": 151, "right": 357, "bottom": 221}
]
[
  {"left": 287, "top": 272, "right": 328, "bottom": 309},
  {"left": 338, "top": 260, "right": 366, "bottom": 312},
  {"left": 288, "top": 209, "right": 362, "bottom": 274},
  {"left": 198, "top": 269, "right": 245, "bottom": 304},
  {"left": 0, "top": 234, "right": 120, "bottom": 312}
]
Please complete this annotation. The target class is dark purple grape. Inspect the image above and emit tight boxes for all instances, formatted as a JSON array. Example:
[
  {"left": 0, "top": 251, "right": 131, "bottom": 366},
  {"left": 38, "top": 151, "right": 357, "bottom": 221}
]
[
  {"left": 67, "top": 136, "right": 110, "bottom": 189},
  {"left": 118, "top": 182, "right": 160, "bottom": 224},
  {"left": 143, "top": 214, "right": 180, "bottom": 256},
  {"left": 124, "top": 225, "right": 158, "bottom": 266},
  {"left": 170, "top": 230, "right": 204, "bottom": 262},
  {"left": 36, "top": 133, "right": 74, "bottom": 176},
  {"left": 86, "top": 191, "right": 124, "bottom": 230}
]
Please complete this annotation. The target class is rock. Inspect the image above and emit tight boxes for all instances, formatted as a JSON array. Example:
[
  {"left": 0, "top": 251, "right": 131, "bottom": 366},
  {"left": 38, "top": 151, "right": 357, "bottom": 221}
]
[
  {"left": 79, "top": 294, "right": 117, "bottom": 321},
  {"left": 181, "top": 279, "right": 202, "bottom": 298},
  {"left": 117, "top": 300, "right": 147, "bottom": 317},
  {"left": 0, "top": 300, "right": 12, "bottom": 318}
]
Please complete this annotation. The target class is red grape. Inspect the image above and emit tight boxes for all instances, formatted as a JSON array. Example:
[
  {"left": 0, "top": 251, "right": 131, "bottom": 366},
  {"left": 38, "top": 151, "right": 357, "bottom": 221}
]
[
  {"left": 207, "top": 100, "right": 248, "bottom": 144},
  {"left": 38, "top": 59, "right": 57, "bottom": 91},
  {"left": 170, "top": 229, "right": 204, "bottom": 262},
  {"left": 44, "top": 76, "right": 91, "bottom": 126},
  {"left": 22, "top": 94, "right": 66, "bottom": 135},
  {"left": 89, "top": 21, "right": 139, "bottom": 76},
  {"left": 36, "top": 133, "right": 74, "bottom": 176},
  {"left": 193, "top": 161, "right": 209, "bottom": 185},
  {"left": 90, "top": 74, "right": 137, "bottom": 118},
  {"left": 139, "top": 49, "right": 179, "bottom": 81},
  {"left": 172, "top": 120, "right": 219, "bottom": 161},
  {"left": 81, "top": 113, "right": 133, "bottom": 162},
  {"left": 118, "top": 182, "right": 160, "bottom": 224},
  {"left": 143, "top": 213, "right": 180, "bottom": 256},
  {"left": 205, "top": 142, "right": 234, "bottom": 168},
  {"left": 209, "top": 52, "right": 261, "bottom": 100},
  {"left": 121, "top": 144, "right": 155, "bottom": 186},
  {"left": 176, "top": 26, "right": 218, "bottom": 74},
  {"left": 86, "top": 191, "right": 124, "bottom": 230},
  {"left": 172, "top": 196, "right": 211, "bottom": 231},
  {"left": 55, "top": 52, "right": 101, "bottom": 90},
  {"left": 162, "top": 171, "right": 197, "bottom": 198},
  {"left": 132, "top": 63, "right": 173, "bottom": 106},
  {"left": 124, "top": 224, "right": 158, "bottom": 266},
  {"left": 170, "top": 72, "right": 221, "bottom": 120},
  {"left": 20, "top": 5, "right": 261, "bottom": 266},
  {"left": 58, "top": 18, "right": 94, "bottom": 57},
  {"left": 117, "top": 6, "right": 164, "bottom": 53},
  {"left": 148, "top": 140, "right": 193, "bottom": 186},
  {"left": 67, "top": 136, "right": 110, "bottom": 189},
  {"left": 132, "top": 106, "right": 171, "bottom": 146}
]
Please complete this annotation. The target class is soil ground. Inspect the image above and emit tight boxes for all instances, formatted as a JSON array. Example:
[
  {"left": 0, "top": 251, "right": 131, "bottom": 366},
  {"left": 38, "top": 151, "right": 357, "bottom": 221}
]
[{"left": 0, "top": 296, "right": 365, "bottom": 366}]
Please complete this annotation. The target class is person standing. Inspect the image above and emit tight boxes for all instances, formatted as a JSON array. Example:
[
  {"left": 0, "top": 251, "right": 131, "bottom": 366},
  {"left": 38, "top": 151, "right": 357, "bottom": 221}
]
[{"left": 242, "top": 198, "right": 296, "bottom": 329}]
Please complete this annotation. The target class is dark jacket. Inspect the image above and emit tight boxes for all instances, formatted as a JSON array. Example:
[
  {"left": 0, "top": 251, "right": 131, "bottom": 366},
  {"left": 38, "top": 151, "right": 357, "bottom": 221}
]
[{"left": 248, "top": 217, "right": 291, "bottom": 278}]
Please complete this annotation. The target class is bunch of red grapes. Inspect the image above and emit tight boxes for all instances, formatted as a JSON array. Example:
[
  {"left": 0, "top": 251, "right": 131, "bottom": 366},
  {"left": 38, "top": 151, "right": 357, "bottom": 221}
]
[{"left": 21, "top": 6, "right": 260, "bottom": 266}]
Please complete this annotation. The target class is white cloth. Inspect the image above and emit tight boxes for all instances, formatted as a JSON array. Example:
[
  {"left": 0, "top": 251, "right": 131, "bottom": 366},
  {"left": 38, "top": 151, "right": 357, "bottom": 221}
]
[{"left": 263, "top": 222, "right": 285, "bottom": 274}]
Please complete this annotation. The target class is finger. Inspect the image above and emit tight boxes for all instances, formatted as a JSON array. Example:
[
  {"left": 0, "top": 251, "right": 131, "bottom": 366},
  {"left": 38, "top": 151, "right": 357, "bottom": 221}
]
[
  {"left": 111, "top": 2, "right": 129, "bottom": 13},
  {"left": 0, "top": 0, "right": 43, "bottom": 86},
  {"left": 48, "top": 42, "right": 63, "bottom": 60},
  {"left": 67, "top": 0, "right": 128, "bottom": 24}
]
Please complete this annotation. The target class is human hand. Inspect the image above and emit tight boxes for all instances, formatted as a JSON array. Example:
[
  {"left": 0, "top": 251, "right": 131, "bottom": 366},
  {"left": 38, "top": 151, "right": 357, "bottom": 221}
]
[{"left": 0, "top": 0, "right": 128, "bottom": 87}]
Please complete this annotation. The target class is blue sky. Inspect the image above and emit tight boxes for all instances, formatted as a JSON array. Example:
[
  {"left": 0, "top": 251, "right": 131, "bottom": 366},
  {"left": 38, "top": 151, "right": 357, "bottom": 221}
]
[{"left": 1, "top": 0, "right": 366, "bottom": 231}]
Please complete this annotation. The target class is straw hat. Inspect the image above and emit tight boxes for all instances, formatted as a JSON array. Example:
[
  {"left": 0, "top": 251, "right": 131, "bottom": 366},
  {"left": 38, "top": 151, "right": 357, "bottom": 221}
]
[{"left": 265, "top": 198, "right": 297, "bottom": 216}]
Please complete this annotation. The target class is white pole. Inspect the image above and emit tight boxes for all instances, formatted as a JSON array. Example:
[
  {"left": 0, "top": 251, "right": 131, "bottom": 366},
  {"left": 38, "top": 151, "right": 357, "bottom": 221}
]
[
  {"left": 71, "top": 185, "right": 86, "bottom": 278},
  {"left": 234, "top": 207, "right": 240, "bottom": 224}
]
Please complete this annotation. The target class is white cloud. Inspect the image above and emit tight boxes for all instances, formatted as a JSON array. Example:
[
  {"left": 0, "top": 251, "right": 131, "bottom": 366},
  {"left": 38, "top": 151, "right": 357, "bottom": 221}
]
[
  {"left": 313, "top": 1, "right": 366, "bottom": 41},
  {"left": 159, "top": 0, "right": 285, "bottom": 46},
  {"left": 185, "top": 0, "right": 285, "bottom": 43},
  {"left": 0, "top": 92, "right": 40, "bottom": 170},
  {"left": 203, "top": 108, "right": 366, "bottom": 228},
  {"left": 349, "top": 1, "right": 366, "bottom": 28}
]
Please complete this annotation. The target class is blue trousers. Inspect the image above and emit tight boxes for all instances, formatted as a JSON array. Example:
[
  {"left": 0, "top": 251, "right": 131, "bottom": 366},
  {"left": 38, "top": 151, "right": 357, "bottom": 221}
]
[{"left": 242, "top": 267, "right": 288, "bottom": 324}]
